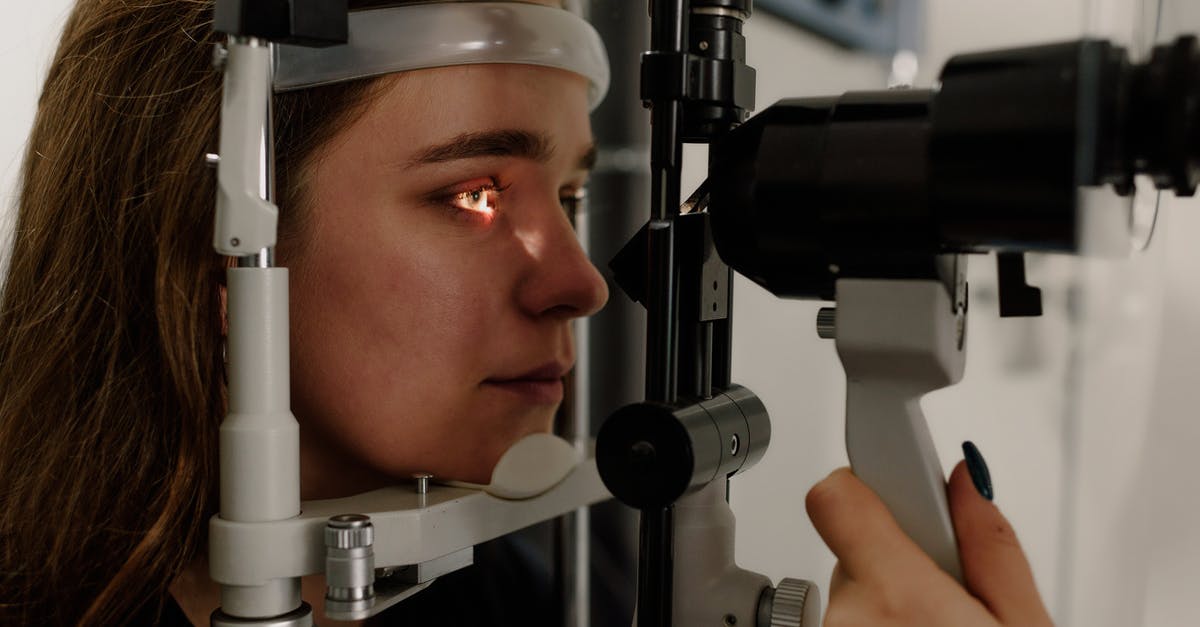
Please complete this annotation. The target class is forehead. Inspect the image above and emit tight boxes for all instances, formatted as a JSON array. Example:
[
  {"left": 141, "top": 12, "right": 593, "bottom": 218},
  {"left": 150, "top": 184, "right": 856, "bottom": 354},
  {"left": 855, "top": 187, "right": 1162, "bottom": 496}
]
[{"left": 356, "top": 63, "right": 593, "bottom": 161}]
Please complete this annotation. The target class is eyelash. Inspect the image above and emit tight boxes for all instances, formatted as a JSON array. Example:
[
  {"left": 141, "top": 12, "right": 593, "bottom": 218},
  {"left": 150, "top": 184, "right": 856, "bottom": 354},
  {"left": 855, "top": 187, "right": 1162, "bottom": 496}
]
[
  {"left": 438, "top": 179, "right": 586, "bottom": 224},
  {"left": 440, "top": 179, "right": 510, "bottom": 223}
]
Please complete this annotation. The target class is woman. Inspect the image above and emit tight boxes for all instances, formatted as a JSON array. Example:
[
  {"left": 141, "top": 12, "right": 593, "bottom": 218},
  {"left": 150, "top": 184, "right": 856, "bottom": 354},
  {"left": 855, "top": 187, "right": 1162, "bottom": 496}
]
[{"left": 0, "top": 0, "right": 606, "bottom": 623}]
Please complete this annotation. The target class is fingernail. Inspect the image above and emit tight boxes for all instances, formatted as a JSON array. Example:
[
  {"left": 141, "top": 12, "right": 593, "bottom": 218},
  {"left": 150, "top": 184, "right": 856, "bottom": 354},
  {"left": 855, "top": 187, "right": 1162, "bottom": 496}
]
[{"left": 962, "top": 441, "right": 993, "bottom": 501}]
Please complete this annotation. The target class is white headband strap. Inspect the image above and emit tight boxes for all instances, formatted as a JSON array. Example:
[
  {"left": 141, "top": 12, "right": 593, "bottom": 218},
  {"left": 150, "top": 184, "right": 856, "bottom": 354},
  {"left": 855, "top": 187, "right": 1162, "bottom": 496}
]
[{"left": 274, "top": 2, "right": 611, "bottom": 110}]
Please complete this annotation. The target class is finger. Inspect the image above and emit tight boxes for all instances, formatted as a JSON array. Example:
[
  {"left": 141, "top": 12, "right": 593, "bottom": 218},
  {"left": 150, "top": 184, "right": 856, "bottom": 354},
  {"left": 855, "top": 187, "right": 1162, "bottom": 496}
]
[
  {"left": 822, "top": 569, "right": 876, "bottom": 627},
  {"left": 830, "top": 561, "right": 851, "bottom": 594},
  {"left": 948, "top": 458, "right": 1051, "bottom": 626},
  {"left": 806, "top": 467, "right": 939, "bottom": 581},
  {"left": 825, "top": 559, "right": 998, "bottom": 627}
]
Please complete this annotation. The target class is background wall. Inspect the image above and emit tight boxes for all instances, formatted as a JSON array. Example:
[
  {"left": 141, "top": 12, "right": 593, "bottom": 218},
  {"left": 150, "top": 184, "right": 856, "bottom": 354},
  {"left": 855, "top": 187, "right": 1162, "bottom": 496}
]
[
  {"left": 2, "top": 1, "right": 1198, "bottom": 626},
  {"left": 0, "top": 3, "right": 72, "bottom": 258}
]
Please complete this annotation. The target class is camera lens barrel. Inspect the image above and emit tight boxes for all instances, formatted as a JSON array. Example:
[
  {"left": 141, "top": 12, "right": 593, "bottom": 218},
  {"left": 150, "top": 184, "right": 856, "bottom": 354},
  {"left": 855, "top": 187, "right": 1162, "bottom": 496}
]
[{"left": 709, "top": 37, "right": 1200, "bottom": 299}]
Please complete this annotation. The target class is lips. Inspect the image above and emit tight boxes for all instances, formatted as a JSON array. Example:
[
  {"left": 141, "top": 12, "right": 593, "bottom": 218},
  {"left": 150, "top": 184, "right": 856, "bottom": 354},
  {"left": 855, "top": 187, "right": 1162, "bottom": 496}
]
[{"left": 483, "top": 361, "right": 570, "bottom": 404}]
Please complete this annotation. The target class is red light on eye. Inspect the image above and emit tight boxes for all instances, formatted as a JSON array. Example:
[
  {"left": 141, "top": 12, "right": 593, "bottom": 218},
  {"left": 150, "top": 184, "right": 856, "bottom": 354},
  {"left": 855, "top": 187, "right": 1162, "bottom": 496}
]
[
  {"left": 445, "top": 180, "right": 506, "bottom": 224},
  {"left": 466, "top": 201, "right": 495, "bottom": 217},
  {"left": 461, "top": 188, "right": 497, "bottom": 219}
]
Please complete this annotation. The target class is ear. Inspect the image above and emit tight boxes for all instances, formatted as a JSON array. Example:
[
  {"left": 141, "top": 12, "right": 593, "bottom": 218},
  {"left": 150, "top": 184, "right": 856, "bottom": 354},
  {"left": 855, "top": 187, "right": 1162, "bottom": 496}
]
[
  {"left": 219, "top": 283, "right": 228, "bottom": 337},
  {"left": 219, "top": 256, "right": 235, "bottom": 337}
]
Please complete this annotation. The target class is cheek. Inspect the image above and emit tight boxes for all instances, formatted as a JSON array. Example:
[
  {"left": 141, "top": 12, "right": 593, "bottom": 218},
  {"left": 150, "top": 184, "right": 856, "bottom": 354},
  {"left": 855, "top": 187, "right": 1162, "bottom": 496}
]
[
  {"left": 292, "top": 239, "right": 501, "bottom": 393},
  {"left": 285, "top": 228, "right": 537, "bottom": 483}
]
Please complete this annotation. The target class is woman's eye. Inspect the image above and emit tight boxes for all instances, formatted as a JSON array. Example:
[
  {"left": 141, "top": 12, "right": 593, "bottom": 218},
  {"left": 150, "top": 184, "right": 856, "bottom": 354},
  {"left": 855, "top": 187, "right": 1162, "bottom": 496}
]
[
  {"left": 560, "top": 188, "right": 587, "bottom": 224},
  {"left": 452, "top": 187, "right": 496, "bottom": 215},
  {"left": 441, "top": 180, "right": 508, "bottom": 224}
]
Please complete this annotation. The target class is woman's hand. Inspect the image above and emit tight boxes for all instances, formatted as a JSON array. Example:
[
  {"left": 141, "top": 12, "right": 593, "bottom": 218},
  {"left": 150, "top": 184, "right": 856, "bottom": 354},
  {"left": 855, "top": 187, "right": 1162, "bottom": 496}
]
[{"left": 805, "top": 457, "right": 1053, "bottom": 627}]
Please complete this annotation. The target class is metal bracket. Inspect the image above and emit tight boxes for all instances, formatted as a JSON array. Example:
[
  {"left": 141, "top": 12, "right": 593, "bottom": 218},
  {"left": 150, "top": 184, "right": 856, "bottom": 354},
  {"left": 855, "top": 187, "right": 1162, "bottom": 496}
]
[{"left": 209, "top": 460, "right": 609, "bottom": 589}]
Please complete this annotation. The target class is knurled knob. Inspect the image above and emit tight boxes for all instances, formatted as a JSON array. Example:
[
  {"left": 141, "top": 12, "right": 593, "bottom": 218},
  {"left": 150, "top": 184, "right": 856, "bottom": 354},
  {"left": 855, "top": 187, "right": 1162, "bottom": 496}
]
[
  {"left": 325, "top": 514, "right": 374, "bottom": 549},
  {"left": 816, "top": 307, "right": 837, "bottom": 340},
  {"left": 769, "top": 578, "right": 820, "bottom": 627}
]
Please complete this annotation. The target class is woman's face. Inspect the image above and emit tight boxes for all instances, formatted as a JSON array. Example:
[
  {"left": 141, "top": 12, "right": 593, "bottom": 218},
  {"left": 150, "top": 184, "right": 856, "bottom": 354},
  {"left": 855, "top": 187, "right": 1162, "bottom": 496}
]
[{"left": 281, "top": 62, "right": 608, "bottom": 497}]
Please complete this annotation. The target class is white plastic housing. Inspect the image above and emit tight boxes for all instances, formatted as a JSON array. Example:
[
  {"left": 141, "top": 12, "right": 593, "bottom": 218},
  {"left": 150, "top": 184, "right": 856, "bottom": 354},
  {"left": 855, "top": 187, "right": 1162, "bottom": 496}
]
[
  {"left": 835, "top": 278, "right": 965, "bottom": 582},
  {"left": 217, "top": 268, "right": 302, "bottom": 616},
  {"left": 214, "top": 40, "right": 278, "bottom": 256},
  {"left": 209, "top": 459, "right": 609, "bottom": 587}
]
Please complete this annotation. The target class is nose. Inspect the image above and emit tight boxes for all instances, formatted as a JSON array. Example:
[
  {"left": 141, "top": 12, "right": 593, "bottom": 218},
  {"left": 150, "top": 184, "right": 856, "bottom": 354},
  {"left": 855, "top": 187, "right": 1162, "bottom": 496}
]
[{"left": 514, "top": 197, "right": 609, "bottom": 320}]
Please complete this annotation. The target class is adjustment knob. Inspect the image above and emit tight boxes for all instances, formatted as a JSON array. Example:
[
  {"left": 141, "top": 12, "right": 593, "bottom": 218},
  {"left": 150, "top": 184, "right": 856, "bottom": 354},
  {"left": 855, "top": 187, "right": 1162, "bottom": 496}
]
[
  {"left": 325, "top": 514, "right": 376, "bottom": 616},
  {"left": 762, "top": 578, "right": 820, "bottom": 627},
  {"left": 325, "top": 514, "right": 374, "bottom": 549}
]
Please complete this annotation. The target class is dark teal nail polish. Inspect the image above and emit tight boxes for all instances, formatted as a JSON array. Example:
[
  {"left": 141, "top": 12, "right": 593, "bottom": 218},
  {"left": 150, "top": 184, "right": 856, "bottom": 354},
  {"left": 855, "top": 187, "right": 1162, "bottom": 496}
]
[{"left": 962, "top": 441, "right": 993, "bottom": 501}]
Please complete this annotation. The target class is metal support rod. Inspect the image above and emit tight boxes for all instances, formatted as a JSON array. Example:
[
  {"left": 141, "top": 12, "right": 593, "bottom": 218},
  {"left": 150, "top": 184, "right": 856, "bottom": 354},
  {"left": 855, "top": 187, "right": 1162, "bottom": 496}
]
[
  {"left": 644, "top": 220, "right": 678, "bottom": 404},
  {"left": 650, "top": 120, "right": 683, "bottom": 223},
  {"left": 237, "top": 249, "right": 273, "bottom": 268},
  {"left": 700, "top": 322, "right": 713, "bottom": 400},
  {"left": 640, "top": 218, "right": 675, "bottom": 627},
  {"left": 644, "top": 0, "right": 687, "bottom": 404},
  {"left": 647, "top": 0, "right": 686, "bottom": 223},
  {"left": 212, "top": 35, "right": 304, "bottom": 622},
  {"left": 638, "top": 506, "right": 675, "bottom": 627},
  {"left": 555, "top": 509, "right": 591, "bottom": 627},
  {"left": 650, "top": 0, "right": 688, "bottom": 56},
  {"left": 641, "top": 2, "right": 690, "bottom": 625}
]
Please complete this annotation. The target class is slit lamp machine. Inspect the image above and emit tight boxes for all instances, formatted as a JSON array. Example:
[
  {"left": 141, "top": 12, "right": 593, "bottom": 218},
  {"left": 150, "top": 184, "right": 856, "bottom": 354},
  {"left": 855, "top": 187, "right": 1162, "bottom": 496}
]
[{"left": 204, "top": 0, "right": 1200, "bottom": 625}]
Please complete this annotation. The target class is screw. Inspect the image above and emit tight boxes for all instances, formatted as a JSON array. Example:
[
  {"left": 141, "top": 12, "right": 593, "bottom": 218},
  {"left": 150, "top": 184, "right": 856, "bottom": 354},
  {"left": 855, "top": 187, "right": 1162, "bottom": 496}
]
[
  {"left": 630, "top": 440, "right": 656, "bottom": 471},
  {"left": 412, "top": 472, "right": 432, "bottom": 494},
  {"left": 730, "top": 434, "right": 740, "bottom": 457},
  {"left": 229, "top": 237, "right": 240, "bottom": 247},
  {"left": 699, "top": 40, "right": 710, "bottom": 51}
]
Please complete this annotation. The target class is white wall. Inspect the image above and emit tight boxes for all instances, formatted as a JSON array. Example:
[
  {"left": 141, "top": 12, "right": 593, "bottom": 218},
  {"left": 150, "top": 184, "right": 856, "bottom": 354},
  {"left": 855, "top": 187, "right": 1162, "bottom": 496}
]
[{"left": 0, "top": 4, "right": 71, "bottom": 217}]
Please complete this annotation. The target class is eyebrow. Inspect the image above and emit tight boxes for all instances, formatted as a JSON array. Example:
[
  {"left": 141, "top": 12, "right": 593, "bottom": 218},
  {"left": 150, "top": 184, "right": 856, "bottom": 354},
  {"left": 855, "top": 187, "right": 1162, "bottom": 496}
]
[{"left": 410, "top": 129, "right": 597, "bottom": 172}]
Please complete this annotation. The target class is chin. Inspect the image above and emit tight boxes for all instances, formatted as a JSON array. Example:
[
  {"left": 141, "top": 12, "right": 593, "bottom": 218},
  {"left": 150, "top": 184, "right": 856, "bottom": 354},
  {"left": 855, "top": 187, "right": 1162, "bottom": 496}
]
[{"left": 457, "top": 413, "right": 558, "bottom": 484}]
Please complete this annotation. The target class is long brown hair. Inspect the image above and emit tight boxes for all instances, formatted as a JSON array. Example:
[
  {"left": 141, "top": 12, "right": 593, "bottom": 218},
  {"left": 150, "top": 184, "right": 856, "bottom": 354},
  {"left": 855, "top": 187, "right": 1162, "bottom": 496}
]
[{"left": 0, "top": 0, "right": 403, "bottom": 623}]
